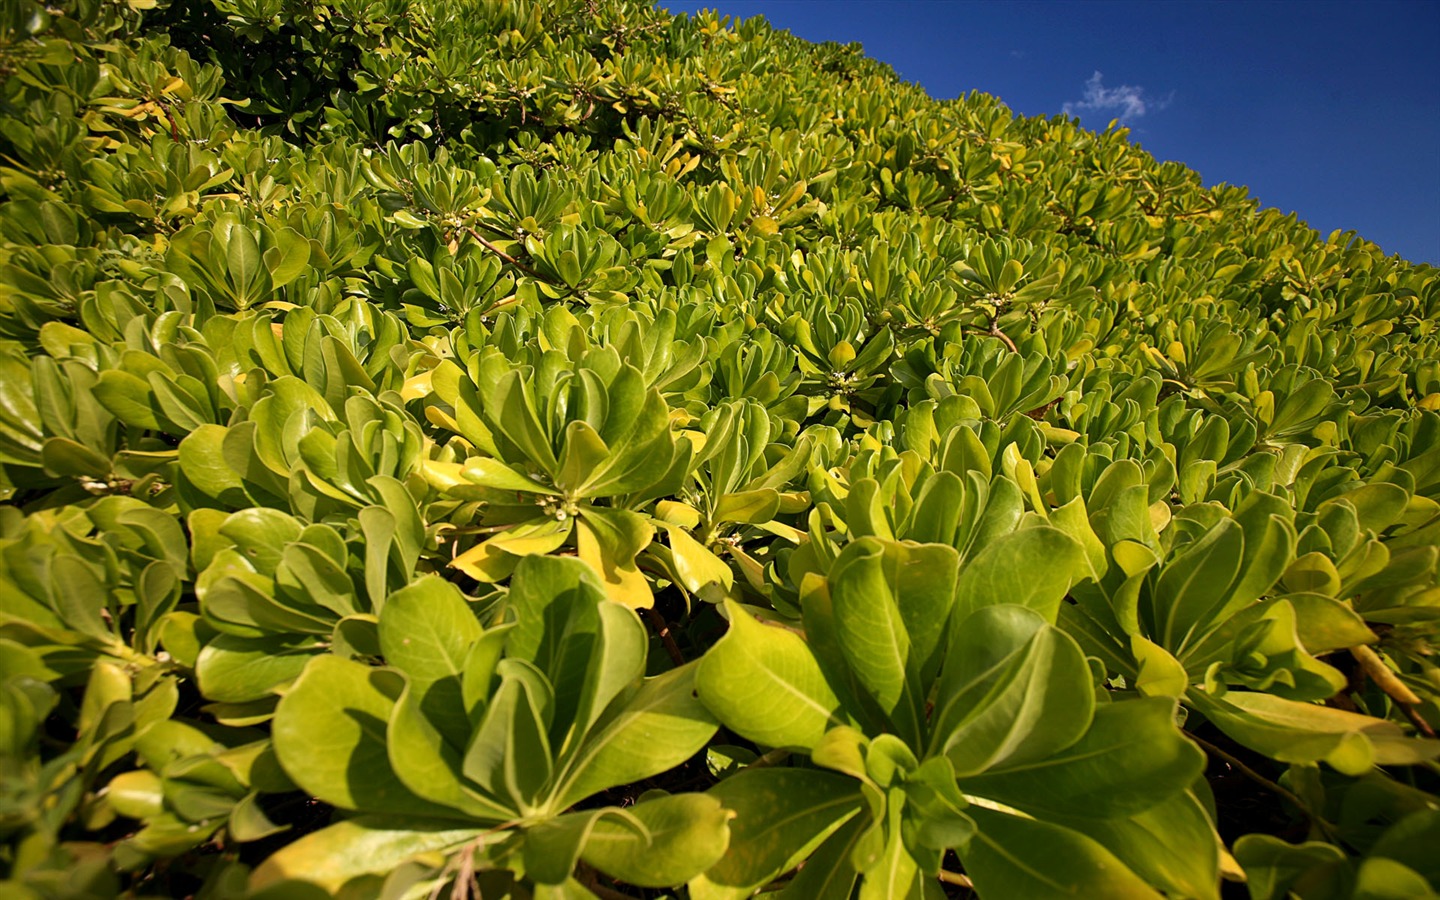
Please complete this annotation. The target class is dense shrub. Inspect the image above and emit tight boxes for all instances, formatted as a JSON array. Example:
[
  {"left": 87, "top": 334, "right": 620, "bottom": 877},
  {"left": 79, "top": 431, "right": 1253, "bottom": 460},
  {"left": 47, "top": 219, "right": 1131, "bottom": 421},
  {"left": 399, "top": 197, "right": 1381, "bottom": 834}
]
[{"left": 2, "top": 1, "right": 1438, "bottom": 897}]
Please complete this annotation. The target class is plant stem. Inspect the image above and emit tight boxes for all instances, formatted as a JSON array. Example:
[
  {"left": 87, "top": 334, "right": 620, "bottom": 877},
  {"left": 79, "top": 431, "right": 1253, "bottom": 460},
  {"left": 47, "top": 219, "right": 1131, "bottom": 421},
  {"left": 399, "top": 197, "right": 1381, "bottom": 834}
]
[
  {"left": 988, "top": 318, "right": 1018, "bottom": 353},
  {"left": 463, "top": 226, "right": 551, "bottom": 282},
  {"left": 1350, "top": 645, "right": 1437, "bottom": 739},
  {"left": 579, "top": 867, "right": 637, "bottom": 900},
  {"left": 1187, "top": 730, "right": 1334, "bottom": 839},
  {"left": 642, "top": 606, "right": 686, "bottom": 666},
  {"left": 749, "top": 747, "right": 791, "bottom": 768},
  {"left": 938, "top": 869, "right": 974, "bottom": 888}
]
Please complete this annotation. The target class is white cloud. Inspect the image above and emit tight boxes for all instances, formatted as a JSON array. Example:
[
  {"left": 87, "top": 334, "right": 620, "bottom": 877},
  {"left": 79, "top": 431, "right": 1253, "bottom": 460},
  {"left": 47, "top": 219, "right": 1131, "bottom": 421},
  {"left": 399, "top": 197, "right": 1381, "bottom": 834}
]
[{"left": 1062, "top": 71, "right": 1171, "bottom": 121}]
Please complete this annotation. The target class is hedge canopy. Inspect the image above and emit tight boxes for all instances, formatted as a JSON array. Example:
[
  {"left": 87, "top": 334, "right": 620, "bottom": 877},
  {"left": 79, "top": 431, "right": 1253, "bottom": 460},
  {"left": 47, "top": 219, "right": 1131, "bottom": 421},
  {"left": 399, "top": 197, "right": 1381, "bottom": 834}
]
[{"left": 1, "top": 1, "right": 1438, "bottom": 898}]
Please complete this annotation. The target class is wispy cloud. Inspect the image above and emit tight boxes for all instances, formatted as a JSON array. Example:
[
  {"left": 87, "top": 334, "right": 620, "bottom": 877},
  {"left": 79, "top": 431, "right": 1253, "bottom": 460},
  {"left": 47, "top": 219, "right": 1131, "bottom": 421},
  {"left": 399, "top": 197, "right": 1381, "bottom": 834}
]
[{"left": 1062, "top": 71, "right": 1171, "bottom": 121}]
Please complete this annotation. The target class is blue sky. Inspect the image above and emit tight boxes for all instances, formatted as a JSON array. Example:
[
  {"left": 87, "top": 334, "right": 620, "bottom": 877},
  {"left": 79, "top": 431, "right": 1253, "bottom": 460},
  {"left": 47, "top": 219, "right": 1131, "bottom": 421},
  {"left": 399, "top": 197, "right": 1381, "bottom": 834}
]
[{"left": 658, "top": 1, "right": 1440, "bottom": 265}]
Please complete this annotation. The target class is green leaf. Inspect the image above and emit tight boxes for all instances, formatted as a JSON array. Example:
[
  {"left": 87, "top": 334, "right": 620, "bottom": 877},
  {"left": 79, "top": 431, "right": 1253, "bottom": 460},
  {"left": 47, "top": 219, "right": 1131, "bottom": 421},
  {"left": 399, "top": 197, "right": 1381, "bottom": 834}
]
[
  {"left": 658, "top": 522, "right": 735, "bottom": 597},
  {"left": 691, "top": 767, "right": 863, "bottom": 899},
  {"left": 196, "top": 634, "right": 320, "bottom": 704},
  {"left": 107, "top": 770, "right": 165, "bottom": 819},
  {"left": 229, "top": 791, "right": 289, "bottom": 842},
  {"left": 557, "top": 420, "right": 610, "bottom": 494},
  {"left": 227, "top": 223, "right": 263, "bottom": 305},
  {"left": 249, "top": 816, "right": 480, "bottom": 894},
  {"left": 829, "top": 540, "right": 915, "bottom": 724},
  {"left": 960, "top": 805, "right": 1162, "bottom": 899},
  {"left": 579, "top": 792, "right": 732, "bottom": 888},
  {"left": 179, "top": 424, "right": 247, "bottom": 502},
  {"left": 696, "top": 598, "right": 843, "bottom": 751},
  {"left": 386, "top": 677, "right": 513, "bottom": 822},
  {"left": 1369, "top": 809, "right": 1440, "bottom": 885},
  {"left": 827, "top": 539, "right": 936, "bottom": 748},
  {"left": 1282, "top": 593, "right": 1377, "bottom": 653},
  {"left": 268, "top": 226, "right": 311, "bottom": 289},
  {"left": 379, "top": 575, "right": 483, "bottom": 744},
  {"left": 461, "top": 456, "right": 560, "bottom": 495},
  {"left": 858, "top": 787, "right": 922, "bottom": 900},
  {"left": 714, "top": 489, "right": 782, "bottom": 525},
  {"left": 506, "top": 554, "right": 640, "bottom": 746},
  {"left": 953, "top": 526, "right": 1087, "bottom": 625},
  {"left": 1233, "top": 834, "right": 1347, "bottom": 900},
  {"left": 40, "top": 437, "right": 110, "bottom": 478},
  {"left": 1158, "top": 519, "right": 1245, "bottom": 653},
  {"left": 219, "top": 508, "right": 303, "bottom": 573},
  {"left": 553, "top": 661, "right": 717, "bottom": 808},
  {"left": 770, "top": 816, "right": 865, "bottom": 900},
  {"left": 1353, "top": 857, "right": 1435, "bottom": 900},
  {"left": 463, "top": 658, "right": 553, "bottom": 808},
  {"left": 931, "top": 606, "right": 1094, "bottom": 776},
  {"left": 525, "top": 809, "right": 606, "bottom": 886},
  {"left": 575, "top": 507, "right": 655, "bottom": 609},
  {"left": 93, "top": 369, "right": 161, "bottom": 430},
  {"left": 1186, "top": 690, "right": 1440, "bottom": 775},
  {"left": 958, "top": 697, "right": 1205, "bottom": 820},
  {"left": 495, "top": 368, "right": 560, "bottom": 473},
  {"left": 275, "top": 542, "right": 355, "bottom": 619},
  {"left": 1059, "top": 789, "right": 1221, "bottom": 900},
  {"left": 1131, "top": 635, "right": 1189, "bottom": 699},
  {"left": 273, "top": 655, "right": 457, "bottom": 818}
]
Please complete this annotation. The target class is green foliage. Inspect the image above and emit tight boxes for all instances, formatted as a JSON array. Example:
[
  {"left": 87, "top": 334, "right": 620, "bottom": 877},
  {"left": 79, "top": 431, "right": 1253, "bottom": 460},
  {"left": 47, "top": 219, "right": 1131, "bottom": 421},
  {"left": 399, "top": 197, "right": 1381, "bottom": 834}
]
[{"left": 1, "top": 0, "right": 1437, "bottom": 897}]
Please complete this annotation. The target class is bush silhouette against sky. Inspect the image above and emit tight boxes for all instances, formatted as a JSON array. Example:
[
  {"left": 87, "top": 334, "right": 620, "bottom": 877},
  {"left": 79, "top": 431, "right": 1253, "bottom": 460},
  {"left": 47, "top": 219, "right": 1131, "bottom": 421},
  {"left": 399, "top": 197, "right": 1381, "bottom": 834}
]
[{"left": 663, "top": 0, "right": 1440, "bottom": 264}]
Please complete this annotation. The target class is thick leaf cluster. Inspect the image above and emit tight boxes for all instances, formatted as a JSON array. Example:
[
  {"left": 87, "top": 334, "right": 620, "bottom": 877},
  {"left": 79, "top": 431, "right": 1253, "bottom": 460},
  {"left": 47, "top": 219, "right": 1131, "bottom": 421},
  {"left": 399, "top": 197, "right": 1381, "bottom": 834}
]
[{"left": 1, "top": 1, "right": 1438, "bottom": 898}]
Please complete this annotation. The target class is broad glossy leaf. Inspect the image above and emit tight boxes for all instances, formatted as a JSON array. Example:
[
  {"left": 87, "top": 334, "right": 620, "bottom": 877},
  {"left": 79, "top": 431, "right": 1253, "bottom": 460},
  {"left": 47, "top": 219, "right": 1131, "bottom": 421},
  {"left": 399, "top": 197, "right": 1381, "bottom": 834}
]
[
  {"left": 960, "top": 697, "right": 1205, "bottom": 819},
  {"left": 931, "top": 606, "right": 1094, "bottom": 776},
  {"left": 1282, "top": 593, "right": 1378, "bottom": 653},
  {"left": 506, "top": 554, "right": 643, "bottom": 745},
  {"left": 40, "top": 436, "right": 109, "bottom": 478},
  {"left": 524, "top": 807, "right": 615, "bottom": 885},
  {"left": 459, "top": 457, "right": 559, "bottom": 495},
  {"left": 696, "top": 598, "right": 843, "bottom": 750},
  {"left": 496, "top": 368, "right": 560, "bottom": 473},
  {"left": 1369, "top": 808, "right": 1440, "bottom": 885},
  {"left": 1131, "top": 635, "right": 1189, "bottom": 699},
  {"left": 657, "top": 522, "right": 735, "bottom": 598},
  {"left": 1155, "top": 519, "right": 1244, "bottom": 653},
  {"left": 1353, "top": 857, "right": 1434, "bottom": 900},
  {"left": 1232, "top": 834, "right": 1347, "bottom": 900},
  {"left": 196, "top": 633, "right": 320, "bottom": 704},
  {"left": 387, "top": 678, "right": 513, "bottom": 822},
  {"left": 575, "top": 507, "right": 654, "bottom": 609},
  {"left": 579, "top": 792, "right": 732, "bottom": 888},
  {"left": 226, "top": 222, "right": 262, "bottom": 302},
  {"left": 463, "top": 658, "right": 553, "bottom": 808},
  {"left": 273, "top": 655, "right": 456, "bottom": 818},
  {"left": 557, "top": 420, "right": 609, "bottom": 494},
  {"left": 249, "top": 816, "right": 480, "bottom": 893},
  {"left": 452, "top": 516, "right": 571, "bottom": 583},
  {"left": 1187, "top": 690, "right": 1440, "bottom": 775},
  {"left": 829, "top": 539, "right": 925, "bottom": 745},
  {"left": 693, "top": 767, "right": 864, "bottom": 899},
  {"left": 1061, "top": 789, "right": 1221, "bottom": 900},
  {"left": 275, "top": 543, "right": 356, "bottom": 618},
  {"left": 952, "top": 526, "right": 1087, "bottom": 625},
  {"left": 218, "top": 507, "right": 303, "bottom": 574},
  {"left": 961, "top": 805, "right": 1162, "bottom": 900},
  {"left": 553, "top": 661, "right": 717, "bottom": 808},
  {"left": 714, "top": 488, "right": 781, "bottom": 525},
  {"left": 268, "top": 226, "right": 310, "bottom": 288},
  {"left": 859, "top": 786, "right": 922, "bottom": 900},
  {"left": 379, "top": 576, "right": 482, "bottom": 744},
  {"left": 771, "top": 816, "right": 866, "bottom": 900}
]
